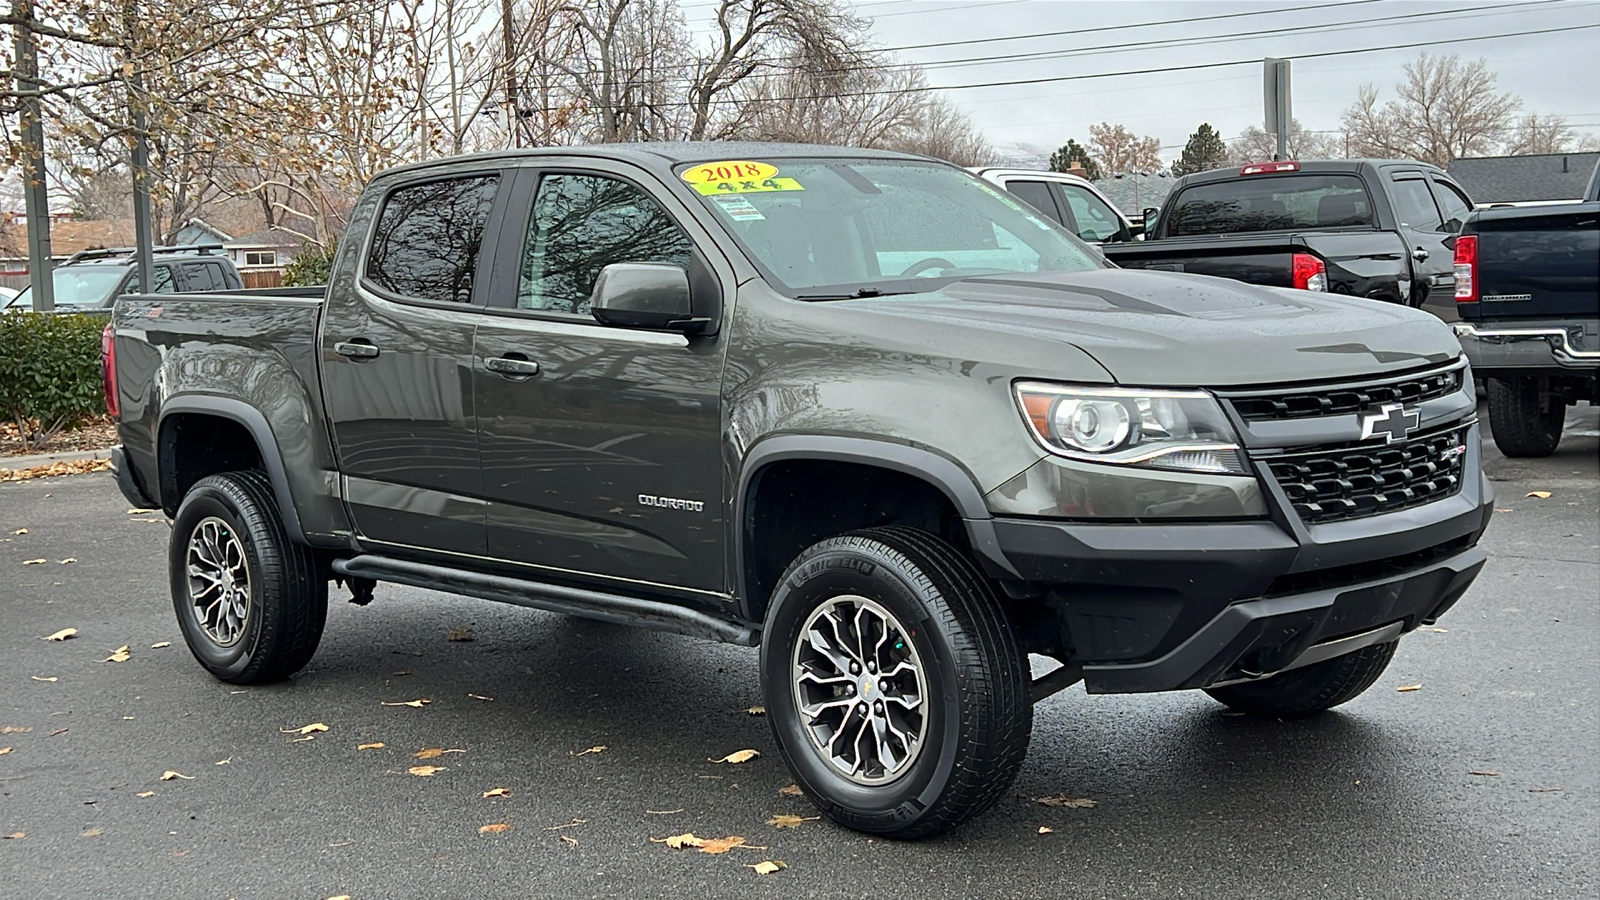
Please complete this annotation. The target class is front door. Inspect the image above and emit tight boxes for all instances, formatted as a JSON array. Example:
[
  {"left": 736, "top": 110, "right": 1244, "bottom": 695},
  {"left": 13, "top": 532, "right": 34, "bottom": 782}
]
[
  {"left": 473, "top": 165, "right": 728, "bottom": 593},
  {"left": 321, "top": 171, "right": 504, "bottom": 555}
]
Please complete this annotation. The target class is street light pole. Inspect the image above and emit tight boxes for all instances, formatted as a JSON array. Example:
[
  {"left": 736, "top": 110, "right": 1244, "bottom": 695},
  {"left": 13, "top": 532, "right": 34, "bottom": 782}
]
[
  {"left": 13, "top": 0, "right": 54, "bottom": 311},
  {"left": 125, "top": 4, "right": 154, "bottom": 294}
]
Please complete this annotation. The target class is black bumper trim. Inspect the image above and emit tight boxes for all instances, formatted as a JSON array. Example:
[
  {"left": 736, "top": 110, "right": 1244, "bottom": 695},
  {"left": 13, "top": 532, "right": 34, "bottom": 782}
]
[{"left": 110, "top": 446, "right": 159, "bottom": 510}]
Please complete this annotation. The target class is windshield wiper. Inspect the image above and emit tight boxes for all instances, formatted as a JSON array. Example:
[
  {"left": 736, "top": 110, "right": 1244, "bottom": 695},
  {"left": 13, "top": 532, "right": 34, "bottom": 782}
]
[{"left": 794, "top": 288, "right": 907, "bottom": 301}]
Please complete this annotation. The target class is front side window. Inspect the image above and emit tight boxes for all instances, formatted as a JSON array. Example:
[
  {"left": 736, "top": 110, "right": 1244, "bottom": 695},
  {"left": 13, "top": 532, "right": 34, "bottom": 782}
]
[
  {"left": 366, "top": 174, "right": 499, "bottom": 304},
  {"left": 1389, "top": 176, "right": 1444, "bottom": 232},
  {"left": 1005, "top": 181, "right": 1062, "bottom": 225},
  {"left": 518, "top": 173, "right": 692, "bottom": 315},
  {"left": 1060, "top": 186, "right": 1124, "bottom": 242},
  {"left": 684, "top": 159, "right": 1101, "bottom": 296},
  {"left": 1166, "top": 174, "right": 1375, "bottom": 236}
]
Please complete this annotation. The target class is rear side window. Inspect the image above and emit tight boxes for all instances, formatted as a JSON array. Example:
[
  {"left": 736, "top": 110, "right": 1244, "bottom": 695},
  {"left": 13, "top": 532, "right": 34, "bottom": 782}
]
[
  {"left": 1430, "top": 179, "right": 1473, "bottom": 232},
  {"left": 1389, "top": 177, "right": 1444, "bottom": 231},
  {"left": 1166, "top": 174, "right": 1374, "bottom": 236},
  {"left": 366, "top": 175, "right": 499, "bottom": 304},
  {"left": 180, "top": 261, "right": 221, "bottom": 291},
  {"left": 1004, "top": 181, "right": 1062, "bottom": 225}
]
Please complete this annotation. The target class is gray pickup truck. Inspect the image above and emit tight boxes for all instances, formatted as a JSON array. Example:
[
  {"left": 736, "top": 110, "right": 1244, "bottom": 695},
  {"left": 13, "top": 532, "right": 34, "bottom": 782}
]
[{"left": 107, "top": 143, "right": 1491, "bottom": 838}]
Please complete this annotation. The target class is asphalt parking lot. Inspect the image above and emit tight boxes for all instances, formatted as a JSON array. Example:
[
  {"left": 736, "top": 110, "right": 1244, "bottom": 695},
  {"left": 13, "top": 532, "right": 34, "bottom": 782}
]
[{"left": 2, "top": 406, "right": 1595, "bottom": 900}]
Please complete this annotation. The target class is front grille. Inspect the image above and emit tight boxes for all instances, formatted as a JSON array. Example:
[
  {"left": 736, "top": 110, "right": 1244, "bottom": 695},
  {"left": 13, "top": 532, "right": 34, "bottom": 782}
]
[
  {"left": 1229, "top": 365, "right": 1463, "bottom": 421},
  {"left": 1263, "top": 425, "right": 1468, "bottom": 524}
]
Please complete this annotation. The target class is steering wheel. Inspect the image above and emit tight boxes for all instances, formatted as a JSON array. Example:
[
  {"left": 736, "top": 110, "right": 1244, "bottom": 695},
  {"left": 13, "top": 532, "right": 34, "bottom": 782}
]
[{"left": 898, "top": 257, "right": 958, "bottom": 277}]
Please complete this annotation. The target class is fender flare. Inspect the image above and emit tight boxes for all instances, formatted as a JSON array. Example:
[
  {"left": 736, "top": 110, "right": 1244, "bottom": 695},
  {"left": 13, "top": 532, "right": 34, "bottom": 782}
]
[
  {"left": 157, "top": 395, "right": 307, "bottom": 544},
  {"left": 733, "top": 434, "right": 1019, "bottom": 620}
]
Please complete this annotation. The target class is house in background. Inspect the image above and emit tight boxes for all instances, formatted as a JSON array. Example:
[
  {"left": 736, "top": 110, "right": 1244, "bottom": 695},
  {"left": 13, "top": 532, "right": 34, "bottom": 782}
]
[
  {"left": 223, "top": 229, "right": 305, "bottom": 285},
  {"left": 1448, "top": 152, "right": 1600, "bottom": 205}
]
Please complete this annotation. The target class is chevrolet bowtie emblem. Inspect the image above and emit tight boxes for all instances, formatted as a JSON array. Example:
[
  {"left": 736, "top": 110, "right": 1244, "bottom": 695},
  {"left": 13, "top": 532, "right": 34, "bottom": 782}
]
[{"left": 1359, "top": 403, "right": 1420, "bottom": 444}]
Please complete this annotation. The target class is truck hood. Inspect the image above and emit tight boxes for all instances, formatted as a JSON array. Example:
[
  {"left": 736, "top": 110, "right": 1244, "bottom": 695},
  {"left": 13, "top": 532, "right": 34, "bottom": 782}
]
[{"left": 837, "top": 269, "right": 1461, "bottom": 386}]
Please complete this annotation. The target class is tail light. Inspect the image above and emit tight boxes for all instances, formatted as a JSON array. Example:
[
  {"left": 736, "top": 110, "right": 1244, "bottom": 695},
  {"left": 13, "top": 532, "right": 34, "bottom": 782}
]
[
  {"left": 1453, "top": 235, "right": 1478, "bottom": 303},
  {"left": 1292, "top": 253, "right": 1328, "bottom": 291},
  {"left": 1240, "top": 161, "right": 1300, "bottom": 175},
  {"left": 101, "top": 321, "right": 119, "bottom": 418}
]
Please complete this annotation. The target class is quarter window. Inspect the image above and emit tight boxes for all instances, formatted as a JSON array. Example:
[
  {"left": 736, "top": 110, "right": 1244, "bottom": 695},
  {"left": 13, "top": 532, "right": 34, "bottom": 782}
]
[
  {"left": 518, "top": 173, "right": 691, "bottom": 315},
  {"left": 1430, "top": 180, "right": 1474, "bottom": 232},
  {"left": 180, "top": 261, "right": 221, "bottom": 291},
  {"left": 366, "top": 175, "right": 499, "bottom": 304}
]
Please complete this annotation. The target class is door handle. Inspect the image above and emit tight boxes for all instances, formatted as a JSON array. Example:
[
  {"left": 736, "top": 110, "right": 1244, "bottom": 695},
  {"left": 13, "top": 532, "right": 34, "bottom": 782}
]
[
  {"left": 334, "top": 340, "right": 380, "bottom": 359},
  {"left": 485, "top": 355, "right": 540, "bottom": 377},
  {"left": 1411, "top": 248, "right": 1430, "bottom": 262}
]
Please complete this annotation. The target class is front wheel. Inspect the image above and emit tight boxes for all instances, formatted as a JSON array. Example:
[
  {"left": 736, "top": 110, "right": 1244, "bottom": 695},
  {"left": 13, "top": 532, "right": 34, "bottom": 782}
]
[
  {"left": 1203, "top": 641, "right": 1397, "bottom": 717},
  {"left": 169, "top": 471, "right": 327, "bottom": 684},
  {"left": 760, "top": 526, "right": 1031, "bottom": 839}
]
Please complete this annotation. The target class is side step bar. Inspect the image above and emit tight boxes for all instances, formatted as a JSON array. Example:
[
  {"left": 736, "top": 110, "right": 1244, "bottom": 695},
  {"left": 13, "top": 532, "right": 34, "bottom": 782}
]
[{"left": 331, "top": 555, "right": 759, "bottom": 646}]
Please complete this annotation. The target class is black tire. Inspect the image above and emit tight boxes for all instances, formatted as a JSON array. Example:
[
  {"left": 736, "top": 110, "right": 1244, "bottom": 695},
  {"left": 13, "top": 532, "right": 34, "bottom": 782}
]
[
  {"left": 169, "top": 471, "right": 327, "bottom": 684},
  {"left": 1203, "top": 641, "right": 1397, "bottom": 718},
  {"left": 1487, "top": 376, "right": 1564, "bottom": 458},
  {"left": 760, "top": 526, "right": 1031, "bottom": 839}
]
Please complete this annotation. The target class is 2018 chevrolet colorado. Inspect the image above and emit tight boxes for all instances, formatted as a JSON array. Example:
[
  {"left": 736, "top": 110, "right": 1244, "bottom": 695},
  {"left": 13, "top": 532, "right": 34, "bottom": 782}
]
[{"left": 106, "top": 144, "right": 1492, "bottom": 838}]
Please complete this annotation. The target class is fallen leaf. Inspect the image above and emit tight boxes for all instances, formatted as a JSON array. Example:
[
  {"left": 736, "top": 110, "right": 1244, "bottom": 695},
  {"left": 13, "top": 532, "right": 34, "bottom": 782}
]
[
  {"left": 575, "top": 745, "right": 607, "bottom": 756},
  {"left": 357, "top": 742, "right": 385, "bottom": 750},
  {"left": 766, "top": 814, "right": 817, "bottom": 828},
  {"left": 467, "top": 693, "right": 494, "bottom": 701},
  {"left": 559, "top": 834, "right": 578, "bottom": 847},
  {"left": 326, "top": 896, "right": 351, "bottom": 900},
  {"left": 1528, "top": 787, "right": 1563, "bottom": 793},
  {"left": 1397, "top": 684, "right": 1423, "bottom": 692},
  {"left": 478, "top": 823, "right": 511, "bottom": 834},
  {"left": 58, "top": 558, "right": 75, "bottom": 565},
  {"left": 380, "top": 699, "right": 430, "bottom": 707},
  {"left": 31, "top": 676, "right": 57, "bottom": 682},
  {"left": 778, "top": 784, "right": 804, "bottom": 798},
  {"left": 746, "top": 860, "right": 786, "bottom": 875},
  {"left": 1494, "top": 507, "right": 1513, "bottom": 513},
  {"left": 1429, "top": 628, "right": 1448, "bottom": 633},
  {"left": 0, "top": 747, "right": 10, "bottom": 755},
  {"left": 1038, "top": 826, "right": 1054, "bottom": 834},
  {"left": 1033, "top": 794, "right": 1097, "bottom": 808},
  {"left": 1, "top": 726, "right": 33, "bottom": 734},
  {"left": 22, "top": 558, "right": 46, "bottom": 565},
  {"left": 697, "top": 836, "right": 748, "bottom": 855},
  {"left": 746, "top": 705, "right": 766, "bottom": 716},
  {"left": 104, "top": 646, "right": 131, "bottom": 663},
  {"left": 3, "top": 832, "right": 23, "bottom": 839},
  {"left": 414, "top": 748, "right": 444, "bottom": 759},
  {"left": 136, "top": 791, "right": 155, "bottom": 798},
  {"left": 43, "top": 628, "right": 76, "bottom": 641},
  {"left": 652, "top": 832, "right": 703, "bottom": 850},
  {"left": 150, "top": 642, "right": 171, "bottom": 649},
  {"left": 11, "top": 528, "right": 26, "bottom": 534},
  {"left": 289, "top": 735, "right": 315, "bottom": 743},
  {"left": 482, "top": 788, "right": 511, "bottom": 798},
  {"left": 1469, "top": 770, "right": 1501, "bottom": 777},
  {"left": 710, "top": 749, "right": 760, "bottom": 764},
  {"left": 81, "top": 828, "right": 103, "bottom": 838},
  {"left": 408, "top": 765, "right": 445, "bottom": 776},
  {"left": 392, "top": 670, "right": 411, "bottom": 676},
  {"left": 127, "top": 508, "right": 157, "bottom": 514},
  {"left": 281, "top": 722, "right": 330, "bottom": 736},
  {"left": 447, "top": 628, "right": 474, "bottom": 641},
  {"left": 49, "top": 727, "right": 67, "bottom": 736},
  {"left": 160, "top": 771, "right": 194, "bottom": 781},
  {"left": 215, "top": 757, "right": 233, "bottom": 765},
  {"left": 546, "top": 818, "right": 587, "bottom": 831},
  {"left": 1525, "top": 491, "right": 1552, "bottom": 499},
  {"left": 645, "top": 808, "right": 684, "bottom": 815}
]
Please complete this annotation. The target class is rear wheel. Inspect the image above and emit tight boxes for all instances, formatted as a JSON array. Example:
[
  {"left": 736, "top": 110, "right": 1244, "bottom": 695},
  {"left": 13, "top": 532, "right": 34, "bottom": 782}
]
[
  {"left": 761, "top": 526, "right": 1031, "bottom": 839},
  {"left": 1204, "top": 641, "right": 1397, "bottom": 717},
  {"left": 169, "top": 471, "right": 326, "bottom": 684},
  {"left": 1487, "top": 376, "right": 1564, "bottom": 458}
]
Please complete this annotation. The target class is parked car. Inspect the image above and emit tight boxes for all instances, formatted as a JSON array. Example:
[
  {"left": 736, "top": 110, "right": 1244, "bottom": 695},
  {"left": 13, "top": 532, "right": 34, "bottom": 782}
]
[
  {"left": 971, "top": 167, "right": 1137, "bottom": 243},
  {"left": 3, "top": 244, "right": 241, "bottom": 312},
  {"left": 1103, "top": 160, "right": 1477, "bottom": 318},
  {"left": 0, "top": 286, "right": 18, "bottom": 303},
  {"left": 107, "top": 144, "right": 1490, "bottom": 839},
  {"left": 1452, "top": 160, "right": 1599, "bottom": 457}
]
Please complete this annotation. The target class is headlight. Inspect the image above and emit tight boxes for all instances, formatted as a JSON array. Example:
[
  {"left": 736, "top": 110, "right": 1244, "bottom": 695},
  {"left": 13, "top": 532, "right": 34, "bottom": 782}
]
[{"left": 1014, "top": 382, "right": 1247, "bottom": 474}]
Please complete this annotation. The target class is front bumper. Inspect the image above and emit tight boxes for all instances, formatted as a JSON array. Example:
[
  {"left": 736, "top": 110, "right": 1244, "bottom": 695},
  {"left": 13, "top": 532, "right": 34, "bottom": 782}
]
[
  {"left": 990, "top": 429, "right": 1494, "bottom": 694},
  {"left": 1453, "top": 320, "right": 1600, "bottom": 372}
]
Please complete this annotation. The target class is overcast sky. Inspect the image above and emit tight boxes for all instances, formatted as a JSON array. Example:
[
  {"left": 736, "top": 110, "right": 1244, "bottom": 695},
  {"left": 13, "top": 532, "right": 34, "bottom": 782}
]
[{"left": 688, "top": 0, "right": 1600, "bottom": 160}]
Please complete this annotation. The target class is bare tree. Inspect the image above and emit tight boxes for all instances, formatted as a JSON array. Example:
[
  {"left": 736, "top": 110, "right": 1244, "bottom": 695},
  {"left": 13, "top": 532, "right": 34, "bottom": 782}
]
[
  {"left": 1341, "top": 53, "right": 1519, "bottom": 166},
  {"left": 1088, "top": 122, "right": 1162, "bottom": 176},
  {"left": 1504, "top": 114, "right": 1600, "bottom": 155},
  {"left": 1228, "top": 119, "right": 1343, "bottom": 165}
]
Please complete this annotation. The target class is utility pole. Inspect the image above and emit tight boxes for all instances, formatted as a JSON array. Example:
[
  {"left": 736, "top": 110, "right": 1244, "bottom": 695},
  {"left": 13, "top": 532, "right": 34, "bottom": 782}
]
[
  {"left": 1263, "top": 57, "right": 1292, "bottom": 161},
  {"left": 501, "top": 0, "right": 519, "bottom": 148},
  {"left": 125, "top": 4, "right": 154, "bottom": 294},
  {"left": 13, "top": 0, "right": 53, "bottom": 311}
]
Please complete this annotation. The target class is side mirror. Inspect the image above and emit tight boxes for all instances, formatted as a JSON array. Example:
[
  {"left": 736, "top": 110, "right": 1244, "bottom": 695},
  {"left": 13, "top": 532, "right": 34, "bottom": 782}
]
[
  {"left": 1141, "top": 207, "right": 1159, "bottom": 232},
  {"left": 589, "top": 263, "right": 702, "bottom": 333}
]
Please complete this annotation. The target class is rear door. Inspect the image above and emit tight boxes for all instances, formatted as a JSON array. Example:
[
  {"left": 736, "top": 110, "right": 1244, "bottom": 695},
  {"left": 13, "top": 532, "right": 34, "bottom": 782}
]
[
  {"left": 471, "top": 162, "right": 728, "bottom": 594},
  {"left": 321, "top": 169, "right": 505, "bottom": 555},
  {"left": 1384, "top": 169, "right": 1457, "bottom": 308}
]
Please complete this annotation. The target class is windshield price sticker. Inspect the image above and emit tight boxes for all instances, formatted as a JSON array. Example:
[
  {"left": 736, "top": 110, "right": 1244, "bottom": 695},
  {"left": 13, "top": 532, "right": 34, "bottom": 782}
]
[
  {"left": 710, "top": 195, "right": 766, "bottom": 221},
  {"left": 693, "top": 177, "right": 804, "bottom": 195},
  {"left": 684, "top": 160, "right": 803, "bottom": 195}
]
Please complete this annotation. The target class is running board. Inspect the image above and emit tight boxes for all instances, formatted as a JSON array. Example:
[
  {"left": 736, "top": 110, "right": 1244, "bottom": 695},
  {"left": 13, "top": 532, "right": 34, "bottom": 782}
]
[{"left": 331, "top": 555, "right": 759, "bottom": 646}]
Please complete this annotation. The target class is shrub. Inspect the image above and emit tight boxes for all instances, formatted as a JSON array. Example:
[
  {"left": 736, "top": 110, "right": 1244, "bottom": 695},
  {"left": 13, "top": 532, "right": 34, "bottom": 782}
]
[
  {"left": 0, "top": 311, "right": 108, "bottom": 451},
  {"left": 283, "top": 239, "right": 338, "bottom": 287}
]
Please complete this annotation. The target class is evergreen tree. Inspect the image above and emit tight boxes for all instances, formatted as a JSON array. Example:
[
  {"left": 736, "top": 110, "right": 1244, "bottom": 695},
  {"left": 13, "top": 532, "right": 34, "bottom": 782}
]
[
  {"left": 1172, "top": 123, "right": 1229, "bottom": 176},
  {"left": 1048, "top": 140, "right": 1101, "bottom": 180}
]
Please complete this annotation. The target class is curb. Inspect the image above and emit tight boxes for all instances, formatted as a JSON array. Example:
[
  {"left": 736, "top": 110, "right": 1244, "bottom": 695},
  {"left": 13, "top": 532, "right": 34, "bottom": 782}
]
[{"left": 0, "top": 447, "right": 115, "bottom": 471}]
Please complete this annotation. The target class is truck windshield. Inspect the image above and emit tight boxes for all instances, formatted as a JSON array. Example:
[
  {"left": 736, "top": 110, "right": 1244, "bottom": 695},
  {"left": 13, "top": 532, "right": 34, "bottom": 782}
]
[
  {"left": 5, "top": 266, "right": 127, "bottom": 310},
  {"left": 680, "top": 158, "right": 1103, "bottom": 296},
  {"left": 1165, "top": 174, "right": 1375, "bottom": 236}
]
